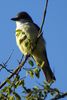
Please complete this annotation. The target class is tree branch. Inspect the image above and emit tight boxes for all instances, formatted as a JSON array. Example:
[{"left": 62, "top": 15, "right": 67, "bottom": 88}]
[
  {"left": 51, "top": 92, "right": 67, "bottom": 100},
  {"left": 0, "top": 55, "right": 30, "bottom": 89},
  {"left": 39, "top": 0, "right": 48, "bottom": 33},
  {"left": 0, "top": 64, "right": 13, "bottom": 73},
  {"left": 0, "top": 50, "right": 14, "bottom": 73},
  {"left": 32, "top": 0, "right": 48, "bottom": 52}
]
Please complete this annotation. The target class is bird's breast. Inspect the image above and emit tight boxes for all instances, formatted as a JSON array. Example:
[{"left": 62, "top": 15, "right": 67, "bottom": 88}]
[{"left": 15, "top": 22, "right": 39, "bottom": 55}]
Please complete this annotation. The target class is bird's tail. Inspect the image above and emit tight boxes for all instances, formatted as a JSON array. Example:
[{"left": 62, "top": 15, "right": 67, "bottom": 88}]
[
  {"left": 32, "top": 49, "right": 56, "bottom": 83},
  {"left": 42, "top": 64, "right": 56, "bottom": 83},
  {"left": 42, "top": 51, "right": 56, "bottom": 83}
]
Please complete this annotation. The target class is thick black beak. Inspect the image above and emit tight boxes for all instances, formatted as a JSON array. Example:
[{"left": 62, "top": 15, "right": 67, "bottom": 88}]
[{"left": 11, "top": 17, "right": 19, "bottom": 21}]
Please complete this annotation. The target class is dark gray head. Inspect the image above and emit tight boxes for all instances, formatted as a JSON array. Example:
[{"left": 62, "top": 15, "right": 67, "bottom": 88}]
[{"left": 11, "top": 12, "right": 33, "bottom": 22}]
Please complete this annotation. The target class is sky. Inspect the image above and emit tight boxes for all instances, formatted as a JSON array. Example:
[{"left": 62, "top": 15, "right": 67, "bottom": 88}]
[{"left": 0, "top": 0, "right": 67, "bottom": 99}]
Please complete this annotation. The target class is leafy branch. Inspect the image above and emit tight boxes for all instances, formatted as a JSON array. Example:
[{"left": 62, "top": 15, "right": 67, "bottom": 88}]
[{"left": 0, "top": 55, "right": 29, "bottom": 89}]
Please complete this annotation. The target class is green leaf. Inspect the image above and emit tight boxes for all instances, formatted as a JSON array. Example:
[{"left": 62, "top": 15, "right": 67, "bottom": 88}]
[
  {"left": 2, "top": 86, "right": 8, "bottom": 92},
  {"left": 50, "top": 91, "right": 55, "bottom": 96},
  {"left": 2, "top": 86, "right": 11, "bottom": 95},
  {"left": 34, "top": 68, "right": 40, "bottom": 78},
  {"left": 15, "top": 81, "right": 19, "bottom": 88},
  {"left": 33, "top": 86, "right": 39, "bottom": 90},
  {"left": 28, "top": 70, "right": 34, "bottom": 78},
  {"left": 7, "top": 87, "right": 12, "bottom": 95},
  {"left": 19, "top": 80, "right": 24, "bottom": 87},
  {"left": 6, "top": 79, "right": 11, "bottom": 84},
  {"left": 8, "top": 96, "right": 14, "bottom": 100},
  {"left": 0, "top": 94, "right": 4, "bottom": 99},
  {"left": 28, "top": 60, "right": 34, "bottom": 67},
  {"left": 54, "top": 88, "right": 60, "bottom": 94},
  {"left": 15, "top": 80, "right": 24, "bottom": 88},
  {"left": 13, "top": 92, "right": 21, "bottom": 100},
  {"left": 14, "top": 75, "right": 20, "bottom": 82},
  {"left": 43, "top": 80, "right": 49, "bottom": 86},
  {"left": 44, "top": 85, "right": 50, "bottom": 92}
]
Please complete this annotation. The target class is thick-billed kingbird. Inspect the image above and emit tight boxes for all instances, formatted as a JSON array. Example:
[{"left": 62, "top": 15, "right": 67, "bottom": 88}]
[{"left": 11, "top": 12, "right": 56, "bottom": 83}]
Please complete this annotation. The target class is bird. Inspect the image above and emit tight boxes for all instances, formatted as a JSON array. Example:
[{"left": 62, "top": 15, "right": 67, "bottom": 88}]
[{"left": 11, "top": 11, "right": 56, "bottom": 83}]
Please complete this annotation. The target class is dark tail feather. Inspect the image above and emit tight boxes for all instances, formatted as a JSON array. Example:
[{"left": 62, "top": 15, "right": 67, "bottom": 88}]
[
  {"left": 42, "top": 64, "right": 56, "bottom": 83},
  {"left": 42, "top": 51, "right": 56, "bottom": 83}
]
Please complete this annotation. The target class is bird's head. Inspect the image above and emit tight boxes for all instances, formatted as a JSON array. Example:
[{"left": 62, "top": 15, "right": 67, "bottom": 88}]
[{"left": 11, "top": 12, "right": 33, "bottom": 23}]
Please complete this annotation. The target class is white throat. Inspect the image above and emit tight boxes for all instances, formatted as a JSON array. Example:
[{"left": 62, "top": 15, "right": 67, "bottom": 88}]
[
  {"left": 16, "top": 20, "right": 28, "bottom": 29},
  {"left": 16, "top": 21, "right": 22, "bottom": 29}
]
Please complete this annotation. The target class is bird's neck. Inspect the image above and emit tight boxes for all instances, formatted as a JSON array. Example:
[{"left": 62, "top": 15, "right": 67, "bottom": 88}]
[
  {"left": 16, "top": 19, "right": 33, "bottom": 29},
  {"left": 16, "top": 20, "right": 28, "bottom": 29}
]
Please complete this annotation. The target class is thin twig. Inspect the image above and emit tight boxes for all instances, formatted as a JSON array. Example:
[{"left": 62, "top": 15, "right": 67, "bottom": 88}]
[
  {"left": 17, "top": 55, "right": 24, "bottom": 64},
  {"left": 32, "top": 0, "right": 48, "bottom": 52},
  {"left": 51, "top": 92, "right": 67, "bottom": 100},
  {"left": 0, "top": 55, "right": 30, "bottom": 89},
  {"left": 0, "top": 50, "right": 14, "bottom": 73},
  {"left": 4, "top": 49, "right": 14, "bottom": 65},
  {"left": 39, "top": 0, "right": 48, "bottom": 33},
  {"left": 16, "top": 55, "right": 24, "bottom": 74},
  {"left": 23, "top": 67, "right": 36, "bottom": 71},
  {"left": 0, "top": 64, "right": 12, "bottom": 73}
]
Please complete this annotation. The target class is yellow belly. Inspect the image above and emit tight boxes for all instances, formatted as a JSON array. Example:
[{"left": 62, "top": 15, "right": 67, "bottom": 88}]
[
  {"left": 16, "top": 35, "right": 31, "bottom": 55},
  {"left": 15, "top": 22, "right": 46, "bottom": 67}
]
